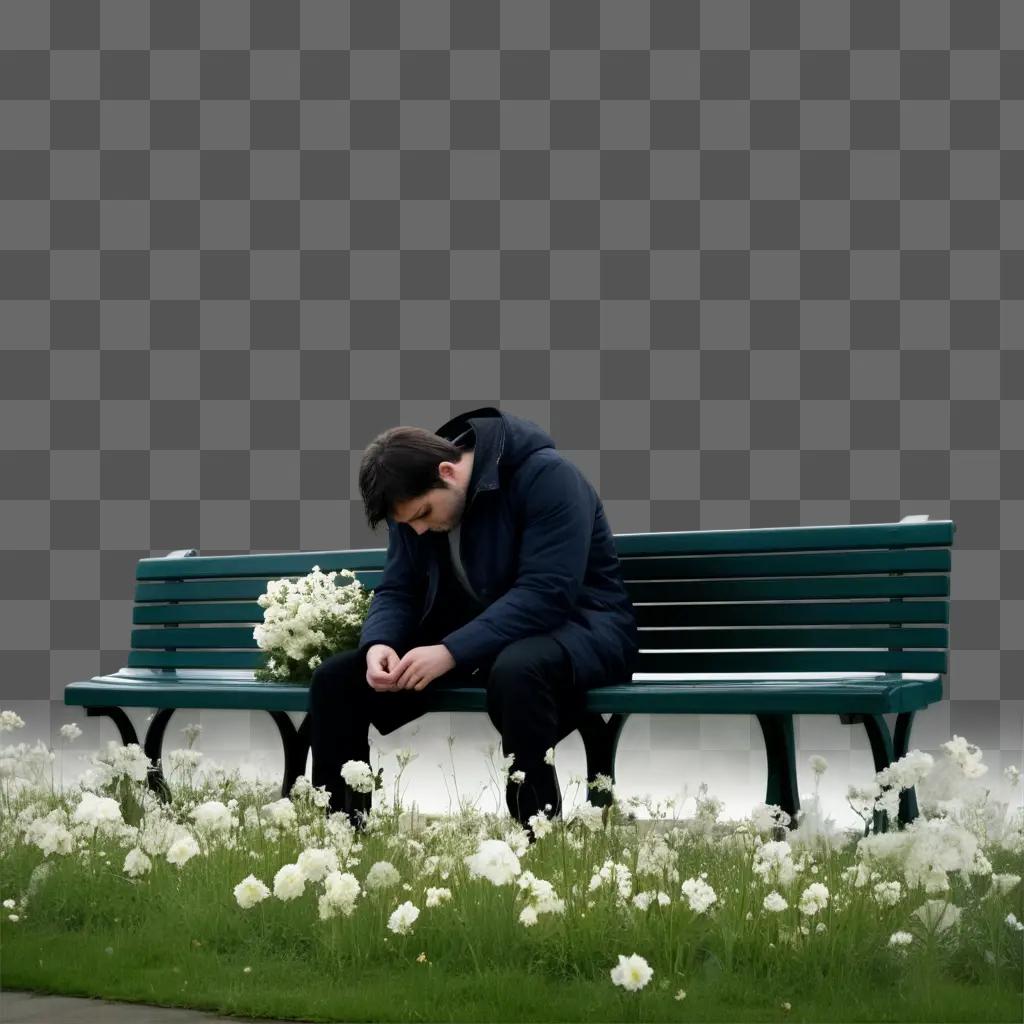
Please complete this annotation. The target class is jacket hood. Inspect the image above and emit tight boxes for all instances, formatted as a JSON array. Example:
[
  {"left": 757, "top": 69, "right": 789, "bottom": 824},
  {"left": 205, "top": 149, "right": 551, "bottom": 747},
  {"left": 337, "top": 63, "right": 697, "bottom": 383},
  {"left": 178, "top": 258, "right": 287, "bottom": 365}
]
[{"left": 433, "top": 406, "right": 556, "bottom": 501}]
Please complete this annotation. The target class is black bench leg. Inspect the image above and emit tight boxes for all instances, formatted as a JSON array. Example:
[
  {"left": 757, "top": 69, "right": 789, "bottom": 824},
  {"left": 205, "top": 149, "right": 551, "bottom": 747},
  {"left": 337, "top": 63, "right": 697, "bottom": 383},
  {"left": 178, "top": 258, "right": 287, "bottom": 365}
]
[
  {"left": 893, "top": 711, "right": 920, "bottom": 826},
  {"left": 756, "top": 714, "right": 800, "bottom": 822},
  {"left": 843, "top": 713, "right": 896, "bottom": 833},
  {"left": 576, "top": 712, "right": 628, "bottom": 808},
  {"left": 86, "top": 706, "right": 140, "bottom": 746},
  {"left": 269, "top": 711, "right": 311, "bottom": 799},
  {"left": 143, "top": 709, "right": 175, "bottom": 803},
  {"left": 86, "top": 706, "right": 172, "bottom": 803}
]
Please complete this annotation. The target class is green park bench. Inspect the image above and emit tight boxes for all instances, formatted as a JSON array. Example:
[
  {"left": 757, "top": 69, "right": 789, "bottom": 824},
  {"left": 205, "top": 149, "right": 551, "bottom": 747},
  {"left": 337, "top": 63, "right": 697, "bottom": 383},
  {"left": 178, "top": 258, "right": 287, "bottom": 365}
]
[{"left": 64, "top": 516, "right": 954, "bottom": 829}]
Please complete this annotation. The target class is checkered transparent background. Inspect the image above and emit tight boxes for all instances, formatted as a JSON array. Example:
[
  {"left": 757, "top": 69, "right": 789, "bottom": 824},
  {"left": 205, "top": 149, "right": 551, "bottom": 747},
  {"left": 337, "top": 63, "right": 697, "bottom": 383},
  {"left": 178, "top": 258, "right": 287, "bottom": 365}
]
[{"left": 1, "top": 1, "right": 1022, "bottom": 822}]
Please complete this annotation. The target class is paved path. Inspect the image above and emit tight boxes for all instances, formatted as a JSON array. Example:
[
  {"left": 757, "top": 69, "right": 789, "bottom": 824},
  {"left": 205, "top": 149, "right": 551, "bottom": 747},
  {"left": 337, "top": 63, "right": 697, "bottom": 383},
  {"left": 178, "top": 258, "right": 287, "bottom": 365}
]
[{"left": 1, "top": 989, "right": 299, "bottom": 1024}]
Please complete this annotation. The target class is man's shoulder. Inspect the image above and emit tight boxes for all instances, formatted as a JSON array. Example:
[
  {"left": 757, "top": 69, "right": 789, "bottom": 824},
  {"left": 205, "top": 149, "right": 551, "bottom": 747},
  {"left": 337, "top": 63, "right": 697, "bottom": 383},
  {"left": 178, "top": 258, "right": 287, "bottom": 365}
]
[
  {"left": 505, "top": 446, "right": 575, "bottom": 485},
  {"left": 505, "top": 448, "right": 597, "bottom": 506}
]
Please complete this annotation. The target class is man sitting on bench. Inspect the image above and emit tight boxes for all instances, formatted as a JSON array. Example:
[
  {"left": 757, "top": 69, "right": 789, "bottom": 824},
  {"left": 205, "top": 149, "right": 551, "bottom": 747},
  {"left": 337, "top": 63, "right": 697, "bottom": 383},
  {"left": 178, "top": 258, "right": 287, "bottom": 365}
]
[{"left": 308, "top": 405, "right": 641, "bottom": 840}]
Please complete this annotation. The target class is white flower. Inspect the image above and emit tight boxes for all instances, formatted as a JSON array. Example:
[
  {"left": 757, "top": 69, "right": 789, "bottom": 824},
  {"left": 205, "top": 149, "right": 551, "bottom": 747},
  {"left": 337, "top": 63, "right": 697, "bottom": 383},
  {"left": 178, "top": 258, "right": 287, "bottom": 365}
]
[
  {"left": 610, "top": 953, "right": 653, "bottom": 992},
  {"left": 234, "top": 874, "right": 271, "bottom": 909},
  {"left": 589, "top": 859, "right": 633, "bottom": 903},
  {"left": 872, "top": 880, "right": 902, "bottom": 907},
  {"left": 0, "top": 711, "right": 26, "bottom": 732},
  {"left": 260, "top": 798, "right": 297, "bottom": 830},
  {"left": 632, "top": 891, "right": 653, "bottom": 911},
  {"left": 875, "top": 749, "right": 934, "bottom": 792},
  {"left": 1005, "top": 764, "right": 1021, "bottom": 787},
  {"left": 165, "top": 748, "right": 203, "bottom": 777},
  {"left": 636, "top": 834, "right": 677, "bottom": 880},
  {"left": 798, "top": 883, "right": 829, "bottom": 916},
  {"left": 2, "top": 899, "right": 15, "bottom": 910},
  {"left": 364, "top": 860, "right": 401, "bottom": 891},
  {"left": 809, "top": 755, "right": 828, "bottom": 776},
  {"left": 106, "top": 742, "right": 151, "bottom": 782},
  {"left": 752, "top": 840, "right": 796, "bottom": 886},
  {"left": 527, "top": 810, "right": 553, "bottom": 839},
  {"left": 913, "top": 900, "right": 960, "bottom": 934},
  {"left": 59, "top": 723, "right": 82, "bottom": 742},
  {"left": 516, "top": 872, "right": 566, "bottom": 916},
  {"left": 394, "top": 747, "right": 419, "bottom": 769},
  {"left": 990, "top": 873, "right": 1021, "bottom": 895},
  {"left": 750, "top": 803, "right": 791, "bottom": 833},
  {"left": 1007, "top": 913, "right": 1024, "bottom": 932},
  {"left": 464, "top": 839, "right": 521, "bottom": 887},
  {"left": 320, "top": 871, "right": 362, "bottom": 920},
  {"left": 544, "top": 747, "right": 555, "bottom": 765},
  {"left": 680, "top": 876, "right": 717, "bottom": 914},
  {"left": 296, "top": 847, "right": 339, "bottom": 883},
  {"left": 509, "top": 770, "right": 526, "bottom": 784},
  {"left": 23, "top": 814, "right": 74, "bottom": 857},
  {"left": 181, "top": 723, "right": 202, "bottom": 747},
  {"left": 519, "top": 905, "right": 539, "bottom": 927},
  {"left": 71, "top": 791, "right": 124, "bottom": 835},
  {"left": 425, "top": 887, "right": 452, "bottom": 907},
  {"left": 166, "top": 834, "right": 201, "bottom": 867},
  {"left": 763, "top": 891, "right": 788, "bottom": 913},
  {"left": 123, "top": 848, "right": 152, "bottom": 878},
  {"left": 888, "top": 930, "right": 913, "bottom": 947},
  {"left": 675, "top": 989, "right": 687, "bottom": 1001},
  {"left": 941, "top": 735, "right": 988, "bottom": 779},
  {"left": 341, "top": 759, "right": 375, "bottom": 794},
  {"left": 273, "top": 863, "right": 306, "bottom": 901},
  {"left": 388, "top": 900, "right": 420, "bottom": 935},
  {"left": 190, "top": 800, "right": 233, "bottom": 834},
  {"left": 569, "top": 801, "right": 605, "bottom": 833}
]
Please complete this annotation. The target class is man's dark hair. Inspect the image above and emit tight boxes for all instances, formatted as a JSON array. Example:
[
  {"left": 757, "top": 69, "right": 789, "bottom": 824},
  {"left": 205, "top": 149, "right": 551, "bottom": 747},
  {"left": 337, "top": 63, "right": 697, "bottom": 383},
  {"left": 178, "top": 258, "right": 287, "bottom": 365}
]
[{"left": 358, "top": 426, "right": 470, "bottom": 531}]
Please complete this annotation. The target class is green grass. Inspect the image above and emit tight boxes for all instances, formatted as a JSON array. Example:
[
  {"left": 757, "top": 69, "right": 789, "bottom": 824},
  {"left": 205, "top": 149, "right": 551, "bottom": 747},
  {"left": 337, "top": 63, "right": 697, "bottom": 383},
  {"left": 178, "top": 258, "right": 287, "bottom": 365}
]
[
  {"left": 1, "top": 745, "right": 1022, "bottom": 1023},
  {"left": 3, "top": 921, "right": 1021, "bottom": 1023}
]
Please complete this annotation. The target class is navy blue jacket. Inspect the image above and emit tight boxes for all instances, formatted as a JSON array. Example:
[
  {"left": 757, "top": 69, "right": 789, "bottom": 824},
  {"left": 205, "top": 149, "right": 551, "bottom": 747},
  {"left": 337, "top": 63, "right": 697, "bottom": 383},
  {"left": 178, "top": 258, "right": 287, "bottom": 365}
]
[{"left": 357, "top": 406, "right": 641, "bottom": 691}]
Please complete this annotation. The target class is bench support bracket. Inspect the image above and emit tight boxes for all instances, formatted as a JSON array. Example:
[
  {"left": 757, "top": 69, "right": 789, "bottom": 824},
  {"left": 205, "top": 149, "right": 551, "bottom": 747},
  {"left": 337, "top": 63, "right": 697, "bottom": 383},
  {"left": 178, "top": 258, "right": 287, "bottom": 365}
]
[
  {"left": 574, "top": 710, "right": 802, "bottom": 825},
  {"left": 85, "top": 706, "right": 172, "bottom": 801},
  {"left": 88, "top": 706, "right": 312, "bottom": 804}
]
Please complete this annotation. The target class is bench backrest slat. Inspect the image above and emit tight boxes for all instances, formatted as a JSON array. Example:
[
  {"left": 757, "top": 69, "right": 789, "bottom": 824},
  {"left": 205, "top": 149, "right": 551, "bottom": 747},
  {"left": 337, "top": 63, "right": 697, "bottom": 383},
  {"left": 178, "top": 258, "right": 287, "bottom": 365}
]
[{"left": 126, "top": 520, "right": 955, "bottom": 677}]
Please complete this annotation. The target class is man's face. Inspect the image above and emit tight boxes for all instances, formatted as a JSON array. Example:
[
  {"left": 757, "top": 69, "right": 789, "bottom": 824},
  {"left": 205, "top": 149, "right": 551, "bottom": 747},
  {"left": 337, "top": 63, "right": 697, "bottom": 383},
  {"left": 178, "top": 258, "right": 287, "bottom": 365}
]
[{"left": 391, "top": 461, "right": 469, "bottom": 536}]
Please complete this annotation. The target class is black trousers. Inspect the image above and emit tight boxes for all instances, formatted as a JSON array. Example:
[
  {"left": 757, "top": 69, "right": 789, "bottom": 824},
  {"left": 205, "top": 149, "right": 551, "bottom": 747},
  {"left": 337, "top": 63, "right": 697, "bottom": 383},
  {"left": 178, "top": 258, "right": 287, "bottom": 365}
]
[{"left": 308, "top": 632, "right": 587, "bottom": 837}]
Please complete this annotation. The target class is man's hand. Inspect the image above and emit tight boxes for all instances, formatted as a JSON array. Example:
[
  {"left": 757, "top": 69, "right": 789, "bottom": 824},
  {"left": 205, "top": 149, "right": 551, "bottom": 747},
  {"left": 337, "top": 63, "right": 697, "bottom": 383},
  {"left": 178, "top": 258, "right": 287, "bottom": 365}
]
[
  {"left": 365, "top": 644, "right": 402, "bottom": 692},
  {"left": 390, "top": 644, "right": 456, "bottom": 691}
]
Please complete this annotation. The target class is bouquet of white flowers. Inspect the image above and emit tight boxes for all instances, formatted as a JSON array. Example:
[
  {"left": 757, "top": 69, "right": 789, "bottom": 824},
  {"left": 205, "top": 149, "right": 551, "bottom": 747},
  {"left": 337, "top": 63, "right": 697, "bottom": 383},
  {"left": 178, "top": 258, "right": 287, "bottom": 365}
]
[{"left": 252, "top": 565, "right": 374, "bottom": 684}]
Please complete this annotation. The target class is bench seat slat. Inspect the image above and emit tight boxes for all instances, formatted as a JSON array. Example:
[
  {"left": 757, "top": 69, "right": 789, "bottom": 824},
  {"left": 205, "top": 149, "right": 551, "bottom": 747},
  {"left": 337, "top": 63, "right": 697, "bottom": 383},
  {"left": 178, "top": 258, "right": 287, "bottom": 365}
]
[
  {"left": 627, "top": 575, "right": 948, "bottom": 602},
  {"left": 131, "top": 598, "right": 949, "bottom": 628},
  {"left": 638, "top": 601, "right": 948, "bottom": 627},
  {"left": 614, "top": 520, "right": 954, "bottom": 557},
  {"left": 134, "top": 572, "right": 951, "bottom": 606},
  {"left": 65, "top": 674, "right": 941, "bottom": 716},
  {"left": 616, "top": 548, "right": 951, "bottom": 580},
  {"left": 129, "top": 625, "right": 950, "bottom": 651},
  {"left": 131, "top": 549, "right": 953, "bottom": 604},
  {"left": 135, "top": 549, "right": 388, "bottom": 581}
]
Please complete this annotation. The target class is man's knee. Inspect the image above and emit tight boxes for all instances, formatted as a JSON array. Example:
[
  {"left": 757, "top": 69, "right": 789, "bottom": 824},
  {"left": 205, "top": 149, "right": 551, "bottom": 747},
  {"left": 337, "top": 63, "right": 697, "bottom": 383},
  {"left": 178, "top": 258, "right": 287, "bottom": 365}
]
[
  {"left": 309, "top": 650, "right": 364, "bottom": 709},
  {"left": 491, "top": 635, "right": 559, "bottom": 673},
  {"left": 486, "top": 638, "right": 562, "bottom": 720}
]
